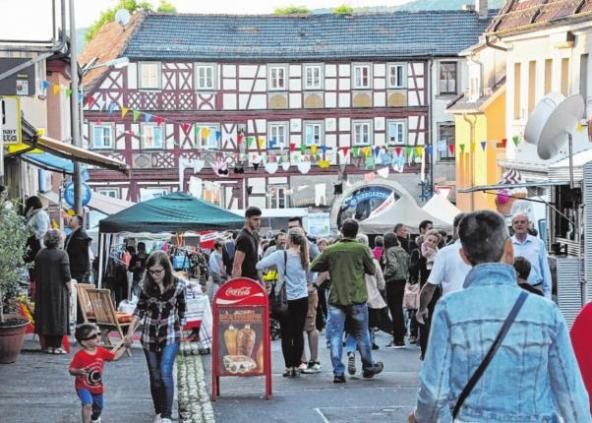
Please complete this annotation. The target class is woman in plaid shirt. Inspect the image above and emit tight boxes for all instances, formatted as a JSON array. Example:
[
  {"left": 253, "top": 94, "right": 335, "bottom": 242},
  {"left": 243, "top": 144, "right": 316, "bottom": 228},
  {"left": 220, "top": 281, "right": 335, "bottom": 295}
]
[{"left": 124, "top": 251, "right": 186, "bottom": 423}]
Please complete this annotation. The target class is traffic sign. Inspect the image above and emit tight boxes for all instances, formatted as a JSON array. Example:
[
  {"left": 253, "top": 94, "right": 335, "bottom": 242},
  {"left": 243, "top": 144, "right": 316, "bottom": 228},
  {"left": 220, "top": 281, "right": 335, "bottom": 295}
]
[
  {"left": 1, "top": 96, "right": 21, "bottom": 145},
  {"left": 64, "top": 182, "right": 92, "bottom": 208}
]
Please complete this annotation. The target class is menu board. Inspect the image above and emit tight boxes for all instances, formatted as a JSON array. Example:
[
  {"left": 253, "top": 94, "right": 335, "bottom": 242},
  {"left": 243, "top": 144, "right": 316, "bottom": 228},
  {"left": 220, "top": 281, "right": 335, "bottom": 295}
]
[{"left": 217, "top": 307, "right": 265, "bottom": 376}]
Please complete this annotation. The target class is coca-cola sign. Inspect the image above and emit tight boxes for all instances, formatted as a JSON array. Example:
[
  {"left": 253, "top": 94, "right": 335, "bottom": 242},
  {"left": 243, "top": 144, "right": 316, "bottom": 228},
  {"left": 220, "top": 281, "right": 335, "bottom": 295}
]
[{"left": 214, "top": 278, "right": 266, "bottom": 306}]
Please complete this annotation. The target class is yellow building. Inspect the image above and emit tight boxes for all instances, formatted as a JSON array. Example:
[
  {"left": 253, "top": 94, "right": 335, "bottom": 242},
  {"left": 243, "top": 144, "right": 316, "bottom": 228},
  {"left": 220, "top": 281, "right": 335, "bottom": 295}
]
[{"left": 447, "top": 42, "right": 506, "bottom": 212}]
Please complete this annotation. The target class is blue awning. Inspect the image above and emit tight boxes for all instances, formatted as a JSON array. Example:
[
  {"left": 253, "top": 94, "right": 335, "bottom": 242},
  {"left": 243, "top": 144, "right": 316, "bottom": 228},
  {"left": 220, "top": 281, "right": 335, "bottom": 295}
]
[{"left": 21, "top": 152, "right": 74, "bottom": 174}]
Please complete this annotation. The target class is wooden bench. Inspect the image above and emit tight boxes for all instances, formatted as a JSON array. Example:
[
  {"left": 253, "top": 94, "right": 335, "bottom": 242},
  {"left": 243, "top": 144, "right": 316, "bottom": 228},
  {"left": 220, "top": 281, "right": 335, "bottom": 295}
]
[{"left": 76, "top": 283, "right": 96, "bottom": 322}]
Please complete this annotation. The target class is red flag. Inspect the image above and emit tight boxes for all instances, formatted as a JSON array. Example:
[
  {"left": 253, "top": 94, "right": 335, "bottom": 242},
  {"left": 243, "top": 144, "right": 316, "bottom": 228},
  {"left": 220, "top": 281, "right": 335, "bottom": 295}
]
[
  {"left": 289, "top": 143, "right": 297, "bottom": 152},
  {"left": 448, "top": 144, "right": 455, "bottom": 155},
  {"left": 501, "top": 138, "right": 507, "bottom": 148},
  {"left": 237, "top": 133, "right": 244, "bottom": 144},
  {"left": 395, "top": 147, "right": 402, "bottom": 156},
  {"left": 154, "top": 116, "right": 165, "bottom": 126},
  {"left": 341, "top": 147, "right": 350, "bottom": 156},
  {"left": 85, "top": 95, "right": 95, "bottom": 107},
  {"left": 181, "top": 123, "right": 191, "bottom": 133}
]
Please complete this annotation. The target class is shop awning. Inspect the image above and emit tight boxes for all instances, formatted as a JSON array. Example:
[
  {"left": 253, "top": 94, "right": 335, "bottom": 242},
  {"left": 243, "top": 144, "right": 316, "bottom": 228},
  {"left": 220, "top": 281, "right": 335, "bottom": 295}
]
[
  {"left": 458, "top": 181, "right": 569, "bottom": 193},
  {"left": 22, "top": 135, "right": 129, "bottom": 175},
  {"left": 21, "top": 152, "right": 74, "bottom": 174}
]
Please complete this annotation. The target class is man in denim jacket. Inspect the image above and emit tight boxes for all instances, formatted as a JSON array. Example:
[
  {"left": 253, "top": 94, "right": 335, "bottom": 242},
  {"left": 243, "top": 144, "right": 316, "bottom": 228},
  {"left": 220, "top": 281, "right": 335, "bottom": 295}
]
[{"left": 410, "top": 210, "right": 589, "bottom": 422}]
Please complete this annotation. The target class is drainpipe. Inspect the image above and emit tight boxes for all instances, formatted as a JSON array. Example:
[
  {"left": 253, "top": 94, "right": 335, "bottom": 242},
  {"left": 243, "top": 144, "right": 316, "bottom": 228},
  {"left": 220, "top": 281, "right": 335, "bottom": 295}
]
[
  {"left": 428, "top": 59, "right": 434, "bottom": 198},
  {"left": 462, "top": 113, "right": 477, "bottom": 211},
  {"left": 485, "top": 34, "right": 509, "bottom": 52}
]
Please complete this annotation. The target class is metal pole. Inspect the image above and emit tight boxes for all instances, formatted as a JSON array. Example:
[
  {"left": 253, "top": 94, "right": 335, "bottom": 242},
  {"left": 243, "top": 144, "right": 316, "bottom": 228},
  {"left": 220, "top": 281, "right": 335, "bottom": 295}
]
[{"left": 69, "top": 0, "right": 82, "bottom": 214}]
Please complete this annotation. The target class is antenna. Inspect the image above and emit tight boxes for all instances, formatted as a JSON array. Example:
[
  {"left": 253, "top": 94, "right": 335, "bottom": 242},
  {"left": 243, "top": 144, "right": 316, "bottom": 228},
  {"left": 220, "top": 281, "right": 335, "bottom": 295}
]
[{"left": 115, "top": 9, "right": 131, "bottom": 29}]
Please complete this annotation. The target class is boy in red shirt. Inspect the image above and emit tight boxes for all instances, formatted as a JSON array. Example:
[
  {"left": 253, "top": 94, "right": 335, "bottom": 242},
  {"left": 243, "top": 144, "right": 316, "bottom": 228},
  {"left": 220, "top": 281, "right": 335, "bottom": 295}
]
[{"left": 69, "top": 323, "right": 127, "bottom": 423}]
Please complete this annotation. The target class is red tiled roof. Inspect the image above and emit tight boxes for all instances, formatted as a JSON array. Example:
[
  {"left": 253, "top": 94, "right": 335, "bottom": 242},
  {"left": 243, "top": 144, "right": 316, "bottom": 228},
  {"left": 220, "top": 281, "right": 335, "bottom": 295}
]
[
  {"left": 488, "top": 0, "right": 591, "bottom": 35},
  {"left": 80, "top": 12, "right": 145, "bottom": 92}
]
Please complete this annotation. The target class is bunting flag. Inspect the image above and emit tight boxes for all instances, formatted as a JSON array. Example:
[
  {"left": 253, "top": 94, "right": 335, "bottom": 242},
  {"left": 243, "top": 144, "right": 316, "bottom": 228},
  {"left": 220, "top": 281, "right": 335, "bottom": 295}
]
[
  {"left": 85, "top": 95, "right": 96, "bottom": 108},
  {"left": 108, "top": 102, "right": 119, "bottom": 113},
  {"left": 144, "top": 113, "right": 153, "bottom": 123},
  {"left": 40, "top": 80, "right": 50, "bottom": 90},
  {"left": 512, "top": 135, "right": 521, "bottom": 147},
  {"left": 352, "top": 146, "right": 360, "bottom": 157},
  {"left": 201, "top": 127, "right": 211, "bottom": 139},
  {"left": 52, "top": 84, "right": 61, "bottom": 95},
  {"left": 427, "top": 145, "right": 433, "bottom": 156},
  {"left": 181, "top": 123, "right": 191, "bottom": 134},
  {"left": 363, "top": 146, "right": 371, "bottom": 157},
  {"left": 155, "top": 116, "right": 165, "bottom": 126},
  {"left": 501, "top": 138, "right": 507, "bottom": 148},
  {"left": 374, "top": 146, "right": 381, "bottom": 157},
  {"left": 65, "top": 87, "right": 73, "bottom": 98},
  {"left": 132, "top": 110, "right": 141, "bottom": 122},
  {"left": 459, "top": 143, "right": 466, "bottom": 153},
  {"left": 321, "top": 145, "right": 328, "bottom": 158},
  {"left": 415, "top": 146, "right": 424, "bottom": 158},
  {"left": 341, "top": 147, "right": 350, "bottom": 156},
  {"left": 215, "top": 130, "right": 221, "bottom": 140},
  {"left": 405, "top": 146, "right": 413, "bottom": 158},
  {"left": 289, "top": 143, "right": 296, "bottom": 152},
  {"left": 237, "top": 132, "right": 245, "bottom": 144},
  {"left": 470, "top": 141, "right": 476, "bottom": 153},
  {"left": 310, "top": 144, "right": 318, "bottom": 155},
  {"left": 257, "top": 138, "right": 265, "bottom": 149},
  {"left": 395, "top": 146, "right": 402, "bottom": 157},
  {"left": 448, "top": 144, "right": 455, "bottom": 155},
  {"left": 121, "top": 107, "right": 129, "bottom": 118},
  {"left": 576, "top": 121, "right": 585, "bottom": 132},
  {"left": 247, "top": 136, "right": 255, "bottom": 148},
  {"left": 480, "top": 141, "right": 487, "bottom": 151}
]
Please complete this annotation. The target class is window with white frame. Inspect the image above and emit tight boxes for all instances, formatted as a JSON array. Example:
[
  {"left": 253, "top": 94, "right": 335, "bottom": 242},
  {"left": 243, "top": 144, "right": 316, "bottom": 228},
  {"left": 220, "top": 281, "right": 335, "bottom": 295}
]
[
  {"left": 352, "top": 120, "right": 372, "bottom": 146},
  {"left": 269, "top": 186, "right": 289, "bottom": 209},
  {"left": 141, "top": 124, "right": 164, "bottom": 149},
  {"left": 439, "top": 61, "right": 457, "bottom": 95},
  {"left": 196, "top": 64, "right": 216, "bottom": 90},
  {"left": 352, "top": 64, "right": 371, "bottom": 89},
  {"left": 268, "top": 65, "right": 287, "bottom": 90},
  {"left": 304, "top": 121, "right": 323, "bottom": 146},
  {"left": 388, "top": 64, "right": 406, "bottom": 88},
  {"left": 303, "top": 64, "right": 323, "bottom": 90},
  {"left": 268, "top": 122, "right": 288, "bottom": 149},
  {"left": 387, "top": 120, "right": 406, "bottom": 145},
  {"left": 195, "top": 124, "right": 220, "bottom": 149},
  {"left": 96, "top": 188, "right": 120, "bottom": 199},
  {"left": 91, "top": 124, "right": 113, "bottom": 149},
  {"left": 139, "top": 62, "right": 160, "bottom": 89}
]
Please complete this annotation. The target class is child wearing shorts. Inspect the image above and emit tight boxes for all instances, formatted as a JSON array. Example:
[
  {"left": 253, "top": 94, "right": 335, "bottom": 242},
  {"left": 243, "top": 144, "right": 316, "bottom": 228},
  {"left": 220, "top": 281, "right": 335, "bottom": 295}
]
[{"left": 69, "top": 323, "right": 127, "bottom": 423}]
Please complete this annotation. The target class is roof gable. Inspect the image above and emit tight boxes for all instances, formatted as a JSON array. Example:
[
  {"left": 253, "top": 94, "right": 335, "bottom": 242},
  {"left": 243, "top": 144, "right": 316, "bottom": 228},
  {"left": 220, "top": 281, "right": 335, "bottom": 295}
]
[{"left": 123, "top": 11, "right": 496, "bottom": 61}]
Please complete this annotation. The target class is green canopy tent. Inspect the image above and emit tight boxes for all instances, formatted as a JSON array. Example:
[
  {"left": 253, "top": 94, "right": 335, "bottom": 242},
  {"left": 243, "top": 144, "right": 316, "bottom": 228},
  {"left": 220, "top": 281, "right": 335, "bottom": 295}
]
[{"left": 97, "top": 192, "right": 244, "bottom": 287}]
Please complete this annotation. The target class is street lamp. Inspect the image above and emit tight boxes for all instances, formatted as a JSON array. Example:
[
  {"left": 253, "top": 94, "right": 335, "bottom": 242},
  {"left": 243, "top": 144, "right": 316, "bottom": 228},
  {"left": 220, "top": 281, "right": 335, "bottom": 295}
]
[{"left": 81, "top": 56, "right": 129, "bottom": 74}]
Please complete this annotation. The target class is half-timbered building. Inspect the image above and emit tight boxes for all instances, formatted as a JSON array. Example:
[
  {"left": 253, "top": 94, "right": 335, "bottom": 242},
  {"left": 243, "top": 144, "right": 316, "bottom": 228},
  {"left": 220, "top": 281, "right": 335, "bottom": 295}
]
[{"left": 81, "top": 8, "right": 493, "bottom": 209}]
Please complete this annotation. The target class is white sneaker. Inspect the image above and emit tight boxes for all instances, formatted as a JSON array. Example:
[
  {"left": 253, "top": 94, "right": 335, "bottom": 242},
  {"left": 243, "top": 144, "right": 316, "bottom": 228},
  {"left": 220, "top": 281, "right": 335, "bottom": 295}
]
[
  {"left": 153, "top": 414, "right": 161, "bottom": 423},
  {"left": 91, "top": 418, "right": 101, "bottom": 423},
  {"left": 160, "top": 419, "right": 172, "bottom": 423}
]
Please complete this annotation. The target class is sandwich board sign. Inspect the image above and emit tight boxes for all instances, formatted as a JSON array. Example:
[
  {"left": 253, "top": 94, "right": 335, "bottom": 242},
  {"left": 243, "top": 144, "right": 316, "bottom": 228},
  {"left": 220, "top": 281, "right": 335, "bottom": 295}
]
[{"left": 1, "top": 96, "right": 21, "bottom": 145}]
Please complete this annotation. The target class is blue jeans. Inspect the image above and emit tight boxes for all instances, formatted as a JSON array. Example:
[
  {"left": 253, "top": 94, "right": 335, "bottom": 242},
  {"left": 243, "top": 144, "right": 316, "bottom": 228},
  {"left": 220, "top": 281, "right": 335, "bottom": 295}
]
[
  {"left": 144, "top": 342, "right": 179, "bottom": 419},
  {"left": 77, "top": 388, "right": 103, "bottom": 421},
  {"left": 327, "top": 304, "right": 374, "bottom": 376}
]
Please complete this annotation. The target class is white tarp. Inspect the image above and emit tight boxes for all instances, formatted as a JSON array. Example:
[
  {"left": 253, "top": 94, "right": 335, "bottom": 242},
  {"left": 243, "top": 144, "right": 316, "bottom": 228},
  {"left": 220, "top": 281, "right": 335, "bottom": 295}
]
[
  {"left": 422, "top": 193, "right": 461, "bottom": 225},
  {"left": 359, "top": 193, "right": 451, "bottom": 235}
]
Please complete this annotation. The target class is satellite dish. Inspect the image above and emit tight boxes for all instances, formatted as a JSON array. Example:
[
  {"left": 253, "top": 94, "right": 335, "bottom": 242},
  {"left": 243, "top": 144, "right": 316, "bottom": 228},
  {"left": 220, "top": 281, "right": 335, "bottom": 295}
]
[
  {"left": 115, "top": 9, "right": 131, "bottom": 27},
  {"left": 524, "top": 92, "right": 565, "bottom": 145},
  {"left": 537, "top": 94, "right": 584, "bottom": 160}
]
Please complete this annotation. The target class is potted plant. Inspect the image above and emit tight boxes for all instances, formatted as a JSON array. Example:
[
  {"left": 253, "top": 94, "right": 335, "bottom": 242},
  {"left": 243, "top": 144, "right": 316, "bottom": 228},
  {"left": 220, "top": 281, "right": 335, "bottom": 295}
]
[{"left": 0, "top": 198, "right": 30, "bottom": 363}]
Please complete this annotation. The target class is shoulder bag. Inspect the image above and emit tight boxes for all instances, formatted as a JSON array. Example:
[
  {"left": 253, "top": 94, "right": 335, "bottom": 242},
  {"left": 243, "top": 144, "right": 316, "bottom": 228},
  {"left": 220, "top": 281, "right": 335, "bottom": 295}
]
[
  {"left": 452, "top": 291, "right": 528, "bottom": 419},
  {"left": 269, "top": 251, "right": 289, "bottom": 319}
]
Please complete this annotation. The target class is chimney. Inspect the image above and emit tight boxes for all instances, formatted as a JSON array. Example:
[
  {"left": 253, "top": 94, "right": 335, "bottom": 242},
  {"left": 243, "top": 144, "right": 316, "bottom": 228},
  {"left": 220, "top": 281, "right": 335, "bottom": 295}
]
[{"left": 476, "top": 0, "right": 488, "bottom": 19}]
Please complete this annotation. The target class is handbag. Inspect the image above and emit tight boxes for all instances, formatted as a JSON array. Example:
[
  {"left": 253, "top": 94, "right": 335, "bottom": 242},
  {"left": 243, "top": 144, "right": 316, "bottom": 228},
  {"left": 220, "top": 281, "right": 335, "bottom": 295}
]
[
  {"left": 403, "top": 281, "right": 420, "bottom": 310},
  {"left": 452, "top": 291, "right": 528, "bottom": 419},
  {"left": 269, "top": 251, "right": 288, "bottom": 319}
]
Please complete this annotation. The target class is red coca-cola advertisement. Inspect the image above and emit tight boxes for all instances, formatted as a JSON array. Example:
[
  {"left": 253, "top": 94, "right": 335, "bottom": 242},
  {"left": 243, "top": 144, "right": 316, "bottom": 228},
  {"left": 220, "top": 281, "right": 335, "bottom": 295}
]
[{"left": 211, "top": 278, "right": 271, "bottom": 401}]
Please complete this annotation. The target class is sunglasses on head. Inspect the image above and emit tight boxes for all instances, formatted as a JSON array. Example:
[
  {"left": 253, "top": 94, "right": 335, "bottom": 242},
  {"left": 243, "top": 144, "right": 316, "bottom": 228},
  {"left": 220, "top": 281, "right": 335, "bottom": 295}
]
[{"left": 83, "top": 333, "right": 99, "bottom": 341}]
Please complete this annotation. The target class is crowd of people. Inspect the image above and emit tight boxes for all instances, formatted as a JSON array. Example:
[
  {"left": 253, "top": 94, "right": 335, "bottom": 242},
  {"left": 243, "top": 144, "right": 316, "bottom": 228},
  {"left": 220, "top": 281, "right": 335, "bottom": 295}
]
[{"left": 13, "top": 193, "right": 592, "bottom": 421}]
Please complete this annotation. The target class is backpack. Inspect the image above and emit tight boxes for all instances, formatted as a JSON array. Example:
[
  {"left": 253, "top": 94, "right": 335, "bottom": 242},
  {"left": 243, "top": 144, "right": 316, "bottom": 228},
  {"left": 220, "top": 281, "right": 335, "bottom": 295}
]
[{"left": 384, "top": 247, "right": 409, "bottom": 281}]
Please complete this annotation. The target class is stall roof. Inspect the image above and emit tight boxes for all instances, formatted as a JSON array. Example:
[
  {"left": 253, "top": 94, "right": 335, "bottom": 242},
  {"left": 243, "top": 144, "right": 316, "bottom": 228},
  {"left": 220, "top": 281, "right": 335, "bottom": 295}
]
[
  {"left": 458, "top": 181, "right": 570, "bottom": 193},
  {"left": 21, "top": 152, "right": 74, "bottom": 174},
  {"left": 99, "top": 192, "right": 244, "bottom": 233},
  {"left": 421, "top": 193, "right": 460, "bottom": 225}
]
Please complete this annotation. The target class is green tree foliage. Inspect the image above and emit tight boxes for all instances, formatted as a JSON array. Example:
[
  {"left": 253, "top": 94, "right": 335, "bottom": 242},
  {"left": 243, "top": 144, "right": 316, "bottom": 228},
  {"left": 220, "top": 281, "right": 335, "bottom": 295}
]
[
  {"left": 333, "top": 5, "right": 354, "bottom": 14},
  {"left": 157, "top": 1, "right": 177, "bottom": 13},
  {"left": 85, "top": 0, "right": 157, "bottom": 42},
  {"left": 274, "top": 5, "right": 311, "bottom": 15},
  {"left": 0, "top": 200, "right": 28, "bottom": 323}
]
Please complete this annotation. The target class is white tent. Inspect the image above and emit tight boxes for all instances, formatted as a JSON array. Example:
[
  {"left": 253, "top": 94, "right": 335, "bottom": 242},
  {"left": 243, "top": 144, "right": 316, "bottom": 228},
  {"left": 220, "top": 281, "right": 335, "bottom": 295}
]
[
  {"left": 421, "top": 193, "right": 461, "bottom": 226},
  {"left": 359, "top": 193, "right": 451, "bottom": 234}
]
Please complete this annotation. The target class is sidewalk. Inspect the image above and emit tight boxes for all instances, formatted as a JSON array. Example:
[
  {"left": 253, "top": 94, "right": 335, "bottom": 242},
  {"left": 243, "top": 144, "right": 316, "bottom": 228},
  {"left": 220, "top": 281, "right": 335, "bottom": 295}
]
[
  {"left": 207, "top": 330, "right": 422, "bottom": 422},
  {"left": 0, "top": 335, "right": 157, "bottom": 423}
]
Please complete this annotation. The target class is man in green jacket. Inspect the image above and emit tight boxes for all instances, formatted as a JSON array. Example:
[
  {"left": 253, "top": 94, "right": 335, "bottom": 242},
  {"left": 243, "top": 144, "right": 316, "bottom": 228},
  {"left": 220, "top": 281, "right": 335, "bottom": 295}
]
[{"left": 311, "top": 218, "right": 384, "bottom": 383}]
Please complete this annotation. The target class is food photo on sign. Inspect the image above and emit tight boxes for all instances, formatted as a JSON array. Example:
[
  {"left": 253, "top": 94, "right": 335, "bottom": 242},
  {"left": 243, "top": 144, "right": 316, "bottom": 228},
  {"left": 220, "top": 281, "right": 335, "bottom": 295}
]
[{"left": 218, "top": 308, "right": 265, "bottom": 375}]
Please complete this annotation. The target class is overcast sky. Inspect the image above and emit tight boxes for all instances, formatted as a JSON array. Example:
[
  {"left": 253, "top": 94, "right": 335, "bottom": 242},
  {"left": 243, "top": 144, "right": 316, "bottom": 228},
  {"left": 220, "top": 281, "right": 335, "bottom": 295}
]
[{"left": 0, "top": 0, "right": 412, "bottom": 41}]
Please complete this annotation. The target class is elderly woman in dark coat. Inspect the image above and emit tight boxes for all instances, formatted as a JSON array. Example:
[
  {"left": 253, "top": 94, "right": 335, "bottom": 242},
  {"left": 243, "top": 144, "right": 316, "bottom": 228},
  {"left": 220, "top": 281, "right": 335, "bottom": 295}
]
[{"left": 34, "top": 229, "right": 72, "bottom": 354}]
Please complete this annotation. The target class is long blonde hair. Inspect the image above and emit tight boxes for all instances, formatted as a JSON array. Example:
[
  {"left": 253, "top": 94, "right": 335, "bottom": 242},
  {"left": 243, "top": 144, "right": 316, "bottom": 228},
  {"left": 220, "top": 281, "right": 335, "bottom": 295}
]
[{"left": 288, "top": 228, "right": 309, "bottom": 271}]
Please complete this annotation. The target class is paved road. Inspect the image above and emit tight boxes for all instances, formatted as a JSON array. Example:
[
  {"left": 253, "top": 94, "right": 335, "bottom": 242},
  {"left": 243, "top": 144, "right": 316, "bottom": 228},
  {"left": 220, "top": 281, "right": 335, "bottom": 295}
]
[{"left": 207, "top": 331, "right": 422, "bottom": 423}]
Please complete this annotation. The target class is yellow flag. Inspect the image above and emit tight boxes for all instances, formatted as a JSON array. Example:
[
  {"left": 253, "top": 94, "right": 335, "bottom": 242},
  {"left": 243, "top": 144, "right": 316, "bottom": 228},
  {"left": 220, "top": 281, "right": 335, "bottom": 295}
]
[
  {"left": 310, "top": 144, "right": 318, "bottom": 154},
  {"left": 415, "top": 146, "right": 423, "bottom": 157},
  {"left": 257, "top": 138, "right": 266, "bottom": 149},
  {"left": 121, "top": 107, "right": 129, "bottom": 118},
  {"left": 201, "top": 127, "right": 210, "bottom": 138},
  {"left": 52, "top": 84, "right": 61, "bottom": 95}
]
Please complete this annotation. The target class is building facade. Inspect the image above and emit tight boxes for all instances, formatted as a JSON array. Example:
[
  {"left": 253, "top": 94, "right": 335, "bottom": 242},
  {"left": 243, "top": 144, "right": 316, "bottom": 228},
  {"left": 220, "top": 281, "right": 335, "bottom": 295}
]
[{"left": 81, "top": 10, "right": 493, "bottom": 209}]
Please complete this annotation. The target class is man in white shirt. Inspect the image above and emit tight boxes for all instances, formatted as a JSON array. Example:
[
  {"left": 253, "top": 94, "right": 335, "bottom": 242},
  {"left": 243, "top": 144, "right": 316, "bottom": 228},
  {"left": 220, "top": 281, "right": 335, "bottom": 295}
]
[
  {"left": 417, "top": 213, "right": 470, "bottom": 325},
  {"left": 511, "top": 213, "right": 552, "bottom": 298}
]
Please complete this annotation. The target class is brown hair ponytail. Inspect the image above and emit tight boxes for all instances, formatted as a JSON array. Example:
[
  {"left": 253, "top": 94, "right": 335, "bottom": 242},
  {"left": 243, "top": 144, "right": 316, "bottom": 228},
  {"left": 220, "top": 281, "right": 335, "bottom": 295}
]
[{"left": 288, "top": 228, "right": 309, "bottom": 271}]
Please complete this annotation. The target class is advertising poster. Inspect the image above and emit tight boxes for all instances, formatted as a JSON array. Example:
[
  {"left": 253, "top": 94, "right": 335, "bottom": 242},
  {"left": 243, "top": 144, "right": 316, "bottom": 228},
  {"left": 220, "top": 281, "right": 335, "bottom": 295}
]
[{"left": 217, "top": 307, "right": 265, "bottom": 376}]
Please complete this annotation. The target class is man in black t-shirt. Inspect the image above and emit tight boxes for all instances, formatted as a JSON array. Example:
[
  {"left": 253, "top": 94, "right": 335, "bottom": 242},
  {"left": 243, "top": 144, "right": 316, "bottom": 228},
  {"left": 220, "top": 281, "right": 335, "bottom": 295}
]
[{"left": 232, "top": 207, "right": 262, "bottom": 280}]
